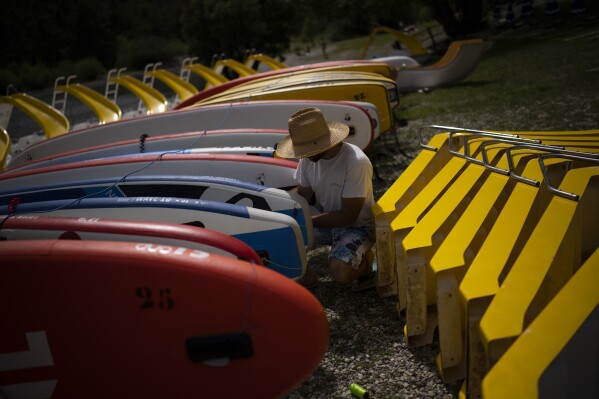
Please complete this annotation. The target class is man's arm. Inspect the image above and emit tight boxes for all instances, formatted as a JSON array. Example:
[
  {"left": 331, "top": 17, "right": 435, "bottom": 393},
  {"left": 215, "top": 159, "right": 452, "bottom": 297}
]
[
  {"left": 295, "top": 184, "right": 315, "bottom": 205},
  {"left": 312, "top": 196, "right": 365, "bottom": 228}
]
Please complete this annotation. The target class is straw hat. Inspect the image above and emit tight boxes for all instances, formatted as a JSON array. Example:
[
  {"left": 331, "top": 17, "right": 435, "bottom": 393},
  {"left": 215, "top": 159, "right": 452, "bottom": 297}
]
[{"left": 275, "top": 107, "right": 350, "bottom": 159}]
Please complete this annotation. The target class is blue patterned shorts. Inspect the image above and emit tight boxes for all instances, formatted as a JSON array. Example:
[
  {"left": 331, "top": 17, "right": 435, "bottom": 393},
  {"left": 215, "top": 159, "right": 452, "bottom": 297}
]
[{"left": 313, "top": 225, "right": 375, "bottom": 270}]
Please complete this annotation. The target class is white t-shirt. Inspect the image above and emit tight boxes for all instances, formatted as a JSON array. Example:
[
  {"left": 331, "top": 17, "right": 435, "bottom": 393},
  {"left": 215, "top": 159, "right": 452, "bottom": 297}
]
[{"left": 294, "top": 142, "right": 374, "bottom": 227}]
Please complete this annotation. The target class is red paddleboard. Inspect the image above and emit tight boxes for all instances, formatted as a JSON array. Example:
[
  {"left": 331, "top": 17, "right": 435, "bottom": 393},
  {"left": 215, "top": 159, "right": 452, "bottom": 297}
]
[
  {"left": 0, "top": 214, "right": 264, "bottom": 265},
  {"left": 0, "top": 240, "right": 329, "bottom": 398}
]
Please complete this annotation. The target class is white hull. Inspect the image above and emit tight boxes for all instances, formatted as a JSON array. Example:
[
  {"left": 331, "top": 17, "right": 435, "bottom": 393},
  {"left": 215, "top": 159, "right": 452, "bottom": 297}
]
[{"left": 9, "top": 100, "right": 375, "bottom": 167}]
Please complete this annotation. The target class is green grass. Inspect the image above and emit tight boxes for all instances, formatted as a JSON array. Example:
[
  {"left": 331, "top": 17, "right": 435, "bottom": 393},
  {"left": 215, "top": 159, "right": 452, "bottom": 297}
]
[
  {"left": 396, "top": 16, "right": 599, "bottom": 135},
  {"left": 291, "top": 10, "right": 598, "bottom": 139}
]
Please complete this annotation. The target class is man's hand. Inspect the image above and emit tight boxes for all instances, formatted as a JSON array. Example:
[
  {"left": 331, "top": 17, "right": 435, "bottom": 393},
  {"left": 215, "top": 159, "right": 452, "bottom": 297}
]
[{"left": 296, "top": 185, "right": 315, "bottom": 205}]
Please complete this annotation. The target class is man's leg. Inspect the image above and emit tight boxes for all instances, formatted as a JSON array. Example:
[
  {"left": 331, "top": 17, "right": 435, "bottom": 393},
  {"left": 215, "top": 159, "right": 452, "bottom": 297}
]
[
  {"left": 327, "top": 227, "right": 374, "bottom": 285},
  {"left": 329, "top": 254, "right": 372, "bottom": 284},
  {"left": 296, "top": 226, "right": 333, "bottom": 288},
  {"left": 296, "top": 265, "right": 320, "bottom": 288}
]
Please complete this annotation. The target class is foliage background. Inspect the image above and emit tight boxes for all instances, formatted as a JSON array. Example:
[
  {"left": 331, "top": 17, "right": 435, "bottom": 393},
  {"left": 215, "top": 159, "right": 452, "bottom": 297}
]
[{"left": 1, "top": 0, "right": 432, "bottom": 91}]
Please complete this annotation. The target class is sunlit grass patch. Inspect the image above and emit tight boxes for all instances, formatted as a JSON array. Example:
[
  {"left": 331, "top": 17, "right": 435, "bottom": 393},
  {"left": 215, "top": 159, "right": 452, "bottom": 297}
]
[{"left": 396, "top": 28, "right": 599, "bottom": 131}]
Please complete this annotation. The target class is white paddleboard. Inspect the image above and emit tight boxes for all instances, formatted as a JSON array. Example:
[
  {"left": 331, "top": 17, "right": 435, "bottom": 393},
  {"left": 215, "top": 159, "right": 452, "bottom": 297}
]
[
  {"left": 9, "top": 100, "right": 375, "bottom": 167},
  {"left": 0, "top": 154, "right": 299, "bottom": 192},
  {"left": 6, "top": 129, "right": 290, "bottom": 173},
  {"left": 0, "top": 175, "right": 313, "bottom": 248}
]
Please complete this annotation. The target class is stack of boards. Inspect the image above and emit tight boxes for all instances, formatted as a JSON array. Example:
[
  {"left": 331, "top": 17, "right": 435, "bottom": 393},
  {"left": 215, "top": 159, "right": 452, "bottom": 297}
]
[
  {"left": 0, "top": 58, "right": 402, "bottom": 395},
  {"left": 0, "top": 239, "right": 329, "bottom": 398},
  {"left": 0, "top": 97, "right": 392, "bottom": 397}
]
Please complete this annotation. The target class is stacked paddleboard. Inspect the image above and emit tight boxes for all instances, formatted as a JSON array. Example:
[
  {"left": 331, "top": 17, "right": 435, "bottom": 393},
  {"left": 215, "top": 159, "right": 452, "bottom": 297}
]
[
  {"left": 0, "top": 214, "right": 264, "bottom": 263},
  {"left": 1, "top": 197, "right": 307, "bottom": 279},
  {"left": 0, "top": 175, "right": 313, "bottom": 248},
  {"left": 1, "top": 59, "right": 403, "bottom": 395},
  {"left": 8, "top": 100, "right": 378, "bottom": 167},
  {"left": 0, "top": 239, "right": 329, "bottom": 398},
  {"left": 1, "top": 136, "right": 324, "bottom": 396}
]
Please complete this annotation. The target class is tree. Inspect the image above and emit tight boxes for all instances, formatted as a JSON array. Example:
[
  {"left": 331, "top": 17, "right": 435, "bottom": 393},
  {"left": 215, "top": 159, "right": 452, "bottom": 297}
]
[
  {"left": 430, "top": 0, "right": 484, "bottom": 37},
  {"left": 182, "top": 0, "right": 292, "bottom": 65},
  {"left": 66, "top": 0, "right": 115, "bottom": 66}
]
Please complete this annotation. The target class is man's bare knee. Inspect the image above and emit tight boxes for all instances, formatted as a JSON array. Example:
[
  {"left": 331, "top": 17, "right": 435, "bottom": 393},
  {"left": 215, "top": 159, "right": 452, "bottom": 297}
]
[{"left": 329, "top": 258, "right": 358, "bottom": 285}]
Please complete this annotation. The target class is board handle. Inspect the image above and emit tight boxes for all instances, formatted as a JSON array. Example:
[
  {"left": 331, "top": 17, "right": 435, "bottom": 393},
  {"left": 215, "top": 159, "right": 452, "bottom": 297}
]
[{"left": 186, "top": 333, "right": 253, "bottom": 366}]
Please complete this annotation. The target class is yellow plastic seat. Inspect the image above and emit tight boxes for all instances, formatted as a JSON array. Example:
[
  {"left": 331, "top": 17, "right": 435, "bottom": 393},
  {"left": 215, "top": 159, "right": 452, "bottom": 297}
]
[
  {"left": 0, "top": 93, "right": 69, "bottom": 139},
  {"left": 109, "top": 75, "right": 168, "bottom": 115},
  {"left": 373, "top": 132, "right": 458, "bottom": 297},
  {"left": 398, "top": 141, "right": 508, "bottom": 348},
  {"left": 458, "top": 154, "right": 592, "bottom": 399},
  {"left": 429, "top": 140, "right": 599, "bottom": 384},
  {"left": 185, "top": 63, "right": 229, "bottom": 89},
  {"left": 147, "top": 69, "right": 199, "bottom": 102},
  {"left": 390, "top": 135, "right": 491, "bottom": 337},
  {"left": 0, "top": 127, "right": 10, "bottom": 170},
  {"left": 373, "top": 126, "right": 523, "bottom": 299},
  {"left": 481, "top": 247, "right": 599, "bottom": 399},
  {"left": 382, "top": 127, "right": 598, "bottom": 357},
  {"left": 479, "top": 164, "right": 599, "bottom": 368},
  {"left": 427, "top": 146, "right": 531, "bottom": 383},
  {"left": 55, "top": 83, "right": 122, "bottom": 124},
  {"left": 418, "top": 40, "right": 483, "bottom": 70},
  {"left": 245, "top": 53, "right": 287, "bottom": 71},
  {"left": 375, "top": 128, "right": 599, "bottom": 305},
  {"left": 370, "top": 126, "right": 599, "bottom": 397},
  {"left": 213, "top": 58, "right": 258, "bottom": 77},
  {"left": 388, "top": 129, "right": 532, "bottom": 327}
]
